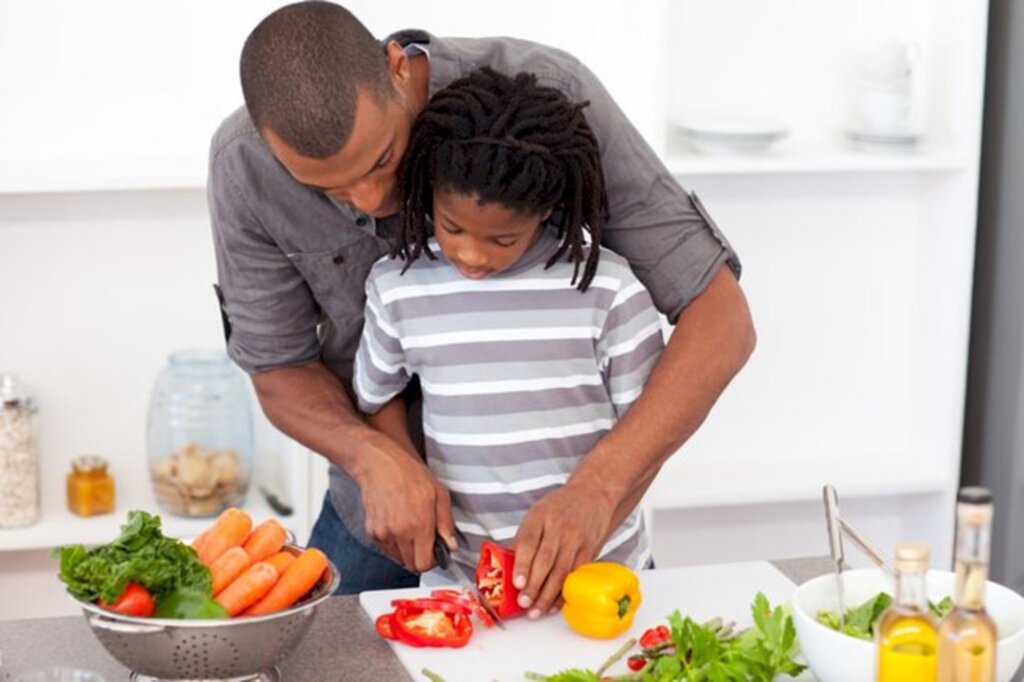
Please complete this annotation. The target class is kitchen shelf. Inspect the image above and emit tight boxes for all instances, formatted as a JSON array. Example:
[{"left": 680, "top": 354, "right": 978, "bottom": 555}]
[
  {"left": 663, "top": 144, "right": 968, "bottom": 177},
  {"left": 645, "top": 455, "right": 949, "bottom": 510},
  {"left": 0, "top": 486, "right": 295, "bottom": 553},
  {"left": 0, "top": 157, "right": 206, "bottom": 195}
]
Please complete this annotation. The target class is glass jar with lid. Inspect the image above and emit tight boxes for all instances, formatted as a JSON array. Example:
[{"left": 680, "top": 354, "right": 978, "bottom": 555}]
[
  {"left": 67, "top": 455, "right": 116, "bottom": 517},
  {"left": 146, "top": 350, "right": 254, "bottom": 517},
  {"left": 0, "top": 373, "right": 40, "bottom": 528}
]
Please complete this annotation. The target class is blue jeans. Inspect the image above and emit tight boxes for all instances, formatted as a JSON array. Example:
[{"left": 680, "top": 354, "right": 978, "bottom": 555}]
[{"left": 307, "top": 492, "right": 420, "bottom": 594}]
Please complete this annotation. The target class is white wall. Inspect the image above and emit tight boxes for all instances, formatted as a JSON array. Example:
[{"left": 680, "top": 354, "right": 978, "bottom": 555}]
[
  {"left": 0, "top": 0, "right": 988, "bottom": 620},
  {"left": 0, "top": 0, "right": 667, "bottom": 190}
]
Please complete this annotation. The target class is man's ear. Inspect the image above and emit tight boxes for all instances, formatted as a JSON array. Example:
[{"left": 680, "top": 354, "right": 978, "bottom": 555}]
[{"left": 385, "top": 40, "right": 410, "bottom": 88}]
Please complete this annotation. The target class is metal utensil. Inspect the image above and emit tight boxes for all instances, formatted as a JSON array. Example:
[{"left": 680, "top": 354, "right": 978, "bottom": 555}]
[
  {"left": 432, "top": 534, "right": 506, "bottom": 629},
  {"left": 822, "top": 485, "right": 898, "bottom": 629},
  {"left": 823, "top": 485, "right": 847, "bottom": 630}
]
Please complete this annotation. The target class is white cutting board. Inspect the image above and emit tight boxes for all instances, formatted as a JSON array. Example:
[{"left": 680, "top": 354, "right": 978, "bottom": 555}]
[{"left": 360, "top": 560, "right": 798, "bottom": 682}]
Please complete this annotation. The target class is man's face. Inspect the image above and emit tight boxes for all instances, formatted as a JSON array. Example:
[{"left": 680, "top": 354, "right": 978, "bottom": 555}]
[{"left": 264, "top": 87, "right": 417, "bottom": 218}]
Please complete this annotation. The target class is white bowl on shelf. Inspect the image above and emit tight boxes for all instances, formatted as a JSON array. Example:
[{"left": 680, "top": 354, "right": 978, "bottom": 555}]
[
  {"left": 792, "top": 568, "right": 1024, "bottom": 682},
  {"left": 671, "top": 113, "right": 789, "bottom": 155}
]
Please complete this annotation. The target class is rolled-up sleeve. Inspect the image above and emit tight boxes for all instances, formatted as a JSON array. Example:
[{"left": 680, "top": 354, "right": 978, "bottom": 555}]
[
  {"left": 552, "top": 59, "right": 742, "bottom": 324},
  {"left": 209, "top": 153, "right": 321, "bottom": 374}
]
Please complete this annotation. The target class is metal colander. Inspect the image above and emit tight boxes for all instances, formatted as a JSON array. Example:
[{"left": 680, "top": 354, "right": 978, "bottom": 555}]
[{"left": 77, "top": 544, "right": 340, "bottom": 681}]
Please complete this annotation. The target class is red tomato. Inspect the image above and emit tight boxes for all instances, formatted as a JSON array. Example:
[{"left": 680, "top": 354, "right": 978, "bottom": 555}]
[
  {"left": 639, "top": 624, "right": 671, "bottom": 650},
  {"left": 98, "top": 583, "right": 156, "bottom": 618}
]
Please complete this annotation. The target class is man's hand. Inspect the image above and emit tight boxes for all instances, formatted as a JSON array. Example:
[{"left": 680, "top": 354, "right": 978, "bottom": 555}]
[
  {"left": 353, "top": 427, "right": 456, "bottom": 573},
  {"left": 511, "top": 479, "right": 616, "bottom": 618},
  {"left": 251, "top": 363, "right": 456, "bottom": 574}
]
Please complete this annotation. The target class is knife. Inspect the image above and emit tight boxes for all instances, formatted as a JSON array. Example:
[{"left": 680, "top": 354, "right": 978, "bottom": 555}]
[{"left": 432, "top": 534, "right": 506, "bottom": 629}]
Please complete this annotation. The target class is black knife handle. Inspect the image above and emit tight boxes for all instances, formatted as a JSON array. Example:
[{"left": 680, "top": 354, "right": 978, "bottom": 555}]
[{"left": 432, "top": 533, "right": 451, "bottom": 571}]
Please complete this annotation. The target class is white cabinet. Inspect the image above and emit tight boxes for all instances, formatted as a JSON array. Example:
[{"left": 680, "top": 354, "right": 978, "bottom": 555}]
[{"left": 641, "top": 0, "right": 989, "bottom": 567}]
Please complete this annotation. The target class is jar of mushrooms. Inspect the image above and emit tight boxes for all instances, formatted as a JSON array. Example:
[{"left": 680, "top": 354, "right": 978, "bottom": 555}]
[{"left": 147, "top": 351, "right": 253, "bottom": 517}]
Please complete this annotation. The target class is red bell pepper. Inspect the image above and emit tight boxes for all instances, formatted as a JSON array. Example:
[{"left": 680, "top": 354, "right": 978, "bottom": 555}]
[
  {"left": 388, "top": 599, "right": 474, "bottom": 648},
  {"left": 474, "top": 540, "right": 525, "bottom": 619},
  {"left": 430, "top": 589, "right": 495, "bottom": 628},
  {"left": 98, "top": 582, "right": 156, "bottom": 618}
]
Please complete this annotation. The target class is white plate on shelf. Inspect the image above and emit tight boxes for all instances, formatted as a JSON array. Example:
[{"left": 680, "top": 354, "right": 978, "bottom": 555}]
[
  {"left": 844, "top": 127, "right": 922, "bottom": 151},
  {"left": 672, "top": 114, "right": 789, "bottom": 155}
]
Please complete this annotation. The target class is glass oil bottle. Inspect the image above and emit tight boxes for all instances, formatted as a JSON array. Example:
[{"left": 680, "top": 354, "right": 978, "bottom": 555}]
[
  {"left": 877, "top": 542, "right": 938, "bottom": 681},
  {"left": 938, "top": 487, "right": 997, "bottom": 682}
]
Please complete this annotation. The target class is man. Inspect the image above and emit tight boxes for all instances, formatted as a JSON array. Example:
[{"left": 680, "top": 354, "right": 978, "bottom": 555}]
[{"left": 209, "top": 1, "right": 754, "bottom": 617}]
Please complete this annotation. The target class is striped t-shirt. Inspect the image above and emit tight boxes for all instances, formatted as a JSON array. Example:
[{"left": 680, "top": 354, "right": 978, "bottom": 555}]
[{"left": 353, "top": 228, "right": 665, "bottom": 571}]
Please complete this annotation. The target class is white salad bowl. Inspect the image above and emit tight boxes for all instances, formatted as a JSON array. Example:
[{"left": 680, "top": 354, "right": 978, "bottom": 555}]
[{"left": 791, "top": 568, "right": 1024, "bottom": 681}]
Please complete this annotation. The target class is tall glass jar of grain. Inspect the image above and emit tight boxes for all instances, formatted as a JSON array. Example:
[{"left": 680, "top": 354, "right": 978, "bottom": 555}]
[
  {"left": 146, "top": 351, "right": 254, "bottom": 517},
  {"left": 0, "top": 374, "right": 40, "bottom": 528}
]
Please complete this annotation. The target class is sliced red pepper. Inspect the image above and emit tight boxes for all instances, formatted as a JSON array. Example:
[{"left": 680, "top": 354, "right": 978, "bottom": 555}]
[
  {"left": 390, "top": 600, "right": 473, "bottom": 648},
  {"left": 391, "top": 598, "right": 472, "bottom": 616},
  {"left": 375, "top": 613, "right": 397, "bottom": 640},
  {"left": 474, "top": 541, "right": 525, "bottom": 619},
  {"left": 430, "top": 589, "right": 495, "bottom": 628},
  {"left": 628, "top": 655, "right": 647, "bottom": 671},
  {"left": 98, "top": 582, "right": 156, "bottom": 618}
]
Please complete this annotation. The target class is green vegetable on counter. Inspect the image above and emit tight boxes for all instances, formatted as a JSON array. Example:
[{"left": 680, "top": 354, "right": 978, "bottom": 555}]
[
  {"left": 54, "top": 510, "right": 212, "bottom": 605},
  {"left": 530, "top": 593, "right": 806, "bottom": 682},
  {"left": 816, "top": 592, "right": 954, "bottom": 641},
  {"left": 155, "top": 588, "right": 229, "bottom": 620}
]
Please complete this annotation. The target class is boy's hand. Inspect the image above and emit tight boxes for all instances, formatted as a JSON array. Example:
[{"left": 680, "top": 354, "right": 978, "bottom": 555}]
[{"left": 511, "top": 480, "right": 616, "bottom": 617}]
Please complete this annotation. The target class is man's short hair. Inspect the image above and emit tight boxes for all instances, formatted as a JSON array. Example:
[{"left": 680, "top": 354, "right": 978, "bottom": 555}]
[{"left": 240, "top": 1, "right": 392, "bottom": 159}]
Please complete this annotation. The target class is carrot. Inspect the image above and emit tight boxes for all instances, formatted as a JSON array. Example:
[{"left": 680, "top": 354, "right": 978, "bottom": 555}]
[
  {"left": 214, "top": 562, "right": 278, "bottom": 616},
  {"left": 242, "top": 548, "right": 327, "bottom": 616},
  {"left": 196, "top": 508, "right": 253, "bottom": 566},
  {"left": 241, "top": 519, "right": 288, "bottom": 562},
  {"left": 210, "top": 547, "right": 253, "bottom": 596},
  {"left": 263, "top": 550, "right": 297, "bottom": 576}
]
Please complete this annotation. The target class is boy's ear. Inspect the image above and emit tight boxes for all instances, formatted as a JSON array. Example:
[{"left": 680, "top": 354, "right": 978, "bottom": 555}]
[{"left": 385, "top": 41, "right": 410, "bottom": 88}]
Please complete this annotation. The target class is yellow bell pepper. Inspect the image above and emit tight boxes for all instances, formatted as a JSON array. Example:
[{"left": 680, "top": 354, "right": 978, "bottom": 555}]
[{"left": 561, "top": 562, "right": 641, "bottom": 639}]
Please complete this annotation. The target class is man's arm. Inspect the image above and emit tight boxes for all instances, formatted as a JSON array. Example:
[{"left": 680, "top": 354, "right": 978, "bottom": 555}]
[
  {"left": 364, "top": 396, "right": 420, "bottom": 459},
  {"left": 251, "top": 362, "right": 455, "bottom": 571},
  {"left": 513, "top": 266, "right": 755, "bottom": 615}
]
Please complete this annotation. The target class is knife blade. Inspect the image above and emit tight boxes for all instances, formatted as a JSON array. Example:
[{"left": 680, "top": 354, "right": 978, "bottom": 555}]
[{"left": 432, "top": 534, "right": 506, "bottom": 629}]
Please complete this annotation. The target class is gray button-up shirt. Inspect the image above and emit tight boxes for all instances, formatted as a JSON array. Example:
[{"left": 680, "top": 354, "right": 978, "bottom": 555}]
[{"left": 208, "top": 30, "right": 740, "bottom": 552}]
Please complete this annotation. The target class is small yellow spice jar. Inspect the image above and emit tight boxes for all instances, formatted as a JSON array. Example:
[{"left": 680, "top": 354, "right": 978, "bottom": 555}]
[{"left": 67, "top": 455, "right": 115, "bottom": 517}]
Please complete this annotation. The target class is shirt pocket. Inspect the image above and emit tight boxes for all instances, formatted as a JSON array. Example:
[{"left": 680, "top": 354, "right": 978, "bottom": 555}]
[{"left": 286, "top": 240, "right": 390, "bottom": 341}]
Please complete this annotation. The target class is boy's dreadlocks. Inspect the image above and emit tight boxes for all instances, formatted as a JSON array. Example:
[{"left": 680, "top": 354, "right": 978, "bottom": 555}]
[{"left": 397, "top": 67, "right": 607, "bottom": 291}]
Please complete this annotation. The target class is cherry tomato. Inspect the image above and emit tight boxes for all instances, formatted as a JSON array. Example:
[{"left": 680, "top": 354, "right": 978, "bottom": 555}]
[
  {"left": 628, "top": 655, "right": 647, "bottom": 671},
  {"left": 639, "top": 624, "right": 671, "bottom": 649},
  {"left": 98, "top": 583, "right": 155, "bottom": 618}
]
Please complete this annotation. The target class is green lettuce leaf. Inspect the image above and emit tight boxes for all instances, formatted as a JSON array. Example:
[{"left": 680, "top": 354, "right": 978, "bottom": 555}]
[{"left": 54, "top": 510, "right": 211, "bottom": 604}]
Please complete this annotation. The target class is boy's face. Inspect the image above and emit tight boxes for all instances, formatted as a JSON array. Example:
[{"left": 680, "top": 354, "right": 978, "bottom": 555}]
[
  {"left": 432, "top": 190, "right": 549, "bottom": 280},
  {"left": 262, "top": 43, "right": 423, "bottom": 218}
]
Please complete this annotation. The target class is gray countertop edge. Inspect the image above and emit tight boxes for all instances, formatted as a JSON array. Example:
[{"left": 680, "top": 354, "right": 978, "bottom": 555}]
[{"left": 0, "top": 556, "right": 834, "bottom": 682}]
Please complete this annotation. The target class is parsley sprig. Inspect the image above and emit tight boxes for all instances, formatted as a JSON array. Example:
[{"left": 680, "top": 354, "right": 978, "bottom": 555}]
[{"left": 528, "top": 593, "right": 806, "bottom": 682}]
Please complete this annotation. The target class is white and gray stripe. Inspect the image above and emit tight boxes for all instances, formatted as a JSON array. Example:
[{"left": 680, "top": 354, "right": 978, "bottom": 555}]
[{"left": 354, "top": 230, "right": 664, "bottom": 571}]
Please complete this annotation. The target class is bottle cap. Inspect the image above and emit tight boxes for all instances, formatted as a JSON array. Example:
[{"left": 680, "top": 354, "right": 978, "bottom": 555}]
[
  {"left": 958, "top": 486, "right": 993, "bottom": 505},
  {"left": 71, "top": 455, "right": 109, "bottom": 474},
  {"left": 894, "top": 542, "right": 930, "bottom": 572}
]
